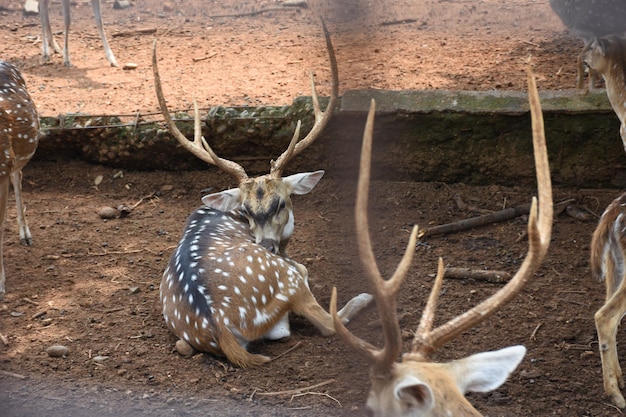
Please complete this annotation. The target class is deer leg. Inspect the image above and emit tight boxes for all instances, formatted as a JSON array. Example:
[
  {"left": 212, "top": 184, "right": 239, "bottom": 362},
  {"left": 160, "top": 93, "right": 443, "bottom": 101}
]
[
  {"left": 0, "top": 176, "right": 9, "bottom": 300},
  {"left": 595, "top": 289, "right": 626, "bottom": 408},
  {"left": 292, "top": 290, "right": 372, "bottom": 337},
  {"left": 90, "top": 0, "right": 119, "bottom": 67},
  {"left": 39, "top": 0, "right": 61, "bottom": 63},
  {"left": 10, "top": 170, "right": 32, "bottom": 246},
  {"left": 263, "top": 313, "right": 291, "bottom": 341},
  {"left": 217, "top": 327, "right": 270, "bottom": 368},
  {"left": 61, "top": 0, "right": 71, "bottom": 66}
]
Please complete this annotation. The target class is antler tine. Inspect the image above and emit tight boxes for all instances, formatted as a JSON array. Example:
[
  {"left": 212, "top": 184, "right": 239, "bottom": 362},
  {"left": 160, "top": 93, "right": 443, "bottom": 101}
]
[
  {"left": 408, "top": 257, "right": 445, "bottom": 358},
  {"left": 270, "top": 18, "right": 339, "bottom": 178},
  {"left": 152, "top": 40, "right": 248, "bottom": 182},
  {"left": 410, "top": 65, "right": 553, "bottom": 357},
  {"left": 331, "top": 99, "right": 419, "bottom": 374}
]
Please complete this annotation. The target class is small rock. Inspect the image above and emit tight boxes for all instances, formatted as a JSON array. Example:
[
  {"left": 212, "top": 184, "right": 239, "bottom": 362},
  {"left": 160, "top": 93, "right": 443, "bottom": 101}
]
[
  {"left": 129, "top": 286, "right": 140, "bottom": 295},
  {"left": 113, "top": 0, "right": 131, "bottom": 9},
  {"left": 23, "top": 0, "right": 38, "bottom": 14},
  {"left": 175, "top": 339, "right": 196, "bottom": 357},
  {"left": 92, "top": 355, "right": 109, "bottom": 363},
  {"left": 46, "top": 345, "right": 69, "bottom": 358},
  {"left": 161, "top": 184, "right": 173, "bottom": 192},
  {"left": 122, "top": 63, "right": 138, "bottom": 70},
  {"left": 117, "top": 204, "right": 132, "bottom": 218},
  {"left": 98, "top": 206, "right": 120, "bottom": 220}
]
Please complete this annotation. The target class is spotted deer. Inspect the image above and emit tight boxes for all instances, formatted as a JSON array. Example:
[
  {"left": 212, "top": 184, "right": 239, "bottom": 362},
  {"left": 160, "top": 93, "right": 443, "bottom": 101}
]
[
  {"left": 39, "top": 0, "right": 118, "bottom": 67},
  {"left": 549, "top": 0, "right": 626, "bottom": 89},
  {"left": 153, "top": 20, "right": 338, "bottom": 256},
  {"left": 590, "top": 192, "right": 626, "bottom": 409},
  {"left": 330, "top": 66, "right": 552, "bottom": 416},
  {"left": 0, "top": 61, "right": 40, "bottom": 300},
  {"left": 154, "top": 23, "right": 372, "bottom": 367},
  {"left": 581, "top": 35, "right": 626, "bottom": 153}
]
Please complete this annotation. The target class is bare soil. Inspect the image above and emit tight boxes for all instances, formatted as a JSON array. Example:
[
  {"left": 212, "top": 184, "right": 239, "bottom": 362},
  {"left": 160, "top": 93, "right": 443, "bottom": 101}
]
[{"left": 0, "top": 0, "right": 622, "bottom": 416}]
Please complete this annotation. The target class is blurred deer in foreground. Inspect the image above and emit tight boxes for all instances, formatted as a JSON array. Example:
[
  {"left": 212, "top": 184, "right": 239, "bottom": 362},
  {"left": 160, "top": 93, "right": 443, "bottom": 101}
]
[
  {"left": 0, "top": 61, "right": 40, "bottom": 300},
  {"left": 331, "top": 67, "right": 552, "bottom": 416},
  {"left": 153, "top": 22, "right": 372, "bottom": 367},
  {"left": 581, "top": 35, "right": 626, "bottom": 153},
  {"left": 153, "top": 20, "right": 337, "bottom": 256},
  {"left": 591, "top": 192, "right": 626, "bottom": 408},
  {"left": 549, "top": 0, "right": 626, "bottom": 89},
  {"left": 39, "top": 0, "right": 118, "bottom": 66}
]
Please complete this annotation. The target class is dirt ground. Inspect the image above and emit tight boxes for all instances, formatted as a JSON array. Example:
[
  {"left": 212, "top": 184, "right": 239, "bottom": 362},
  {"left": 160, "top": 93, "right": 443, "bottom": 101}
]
[{"left": 1, "top": 0, "right": 624, "bottom": 416}]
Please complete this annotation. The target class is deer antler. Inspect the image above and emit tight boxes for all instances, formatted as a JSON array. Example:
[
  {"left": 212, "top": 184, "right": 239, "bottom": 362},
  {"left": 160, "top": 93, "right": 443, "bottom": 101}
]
[
  {"left": 269, "top": 18, "right": 339, "bottom": 178},
  {"left": 330, "top": 99, "right": 420, "bottom": 375},
  {"left": 331, "top": 65, "right": 552, "bottom": 377},
  {"left": 152, "top": 39, "right": 249, "bottom": 182},
  {"left": 153, "top": 18, "right": 337, "bottom": 183},
  {"left": 405, "top": 65, "right": 553, "bottom": 360}
]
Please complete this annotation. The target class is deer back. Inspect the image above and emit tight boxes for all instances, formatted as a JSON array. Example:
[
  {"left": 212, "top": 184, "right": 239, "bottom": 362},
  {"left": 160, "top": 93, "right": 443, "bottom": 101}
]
[{"left": 160, "top": 206, "right": 308, "bottom": 356}]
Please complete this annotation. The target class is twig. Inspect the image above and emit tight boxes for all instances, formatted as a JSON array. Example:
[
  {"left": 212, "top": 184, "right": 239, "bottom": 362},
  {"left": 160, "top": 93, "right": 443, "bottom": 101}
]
[
  {"left": 130, "top": 192, "right": 158, "bottom": 210},
  {"left": 380, "top": 18, "right": 417, "bottom": 26},
  {"left": 22, "top": 297, "right": 39, "bottom": 306},
  {"left": 255, "top": 379, "right": 335, "bottom": 396},
  {"left": 110, "top": 28, "right": 157, "bottom": 38},
  {"left": 290, "top": 391, "right": 341, "bottom": 406},
  {"left": 530, "top": 322, "right": 542, "bottom": 340},
  {"left": 270, "top": 341, "right": 302, "bottom": 362},
  {"left": 0, "top": 369, "right": 26, "bottom": 379},
  {"left": 208, "top": 7, "right": 301, "bottom": 19},
  {"left": 192, "top": 52, "right": 217, "bottom": 63},
  {"left": 445, "top": 267, "right": 511, "bottom": 283}
]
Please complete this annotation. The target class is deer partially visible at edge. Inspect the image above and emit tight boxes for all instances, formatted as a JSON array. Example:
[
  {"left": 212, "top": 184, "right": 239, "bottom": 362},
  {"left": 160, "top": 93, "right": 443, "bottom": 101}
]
[
  {"left": 331, "top": 66, "right": 552, "bottom": 416},
  {"left": 39, "top": 0, "right": 118, "bottom": 67},
  {"left": 581, "top": 35, "right": 626, "bottom": 153},
  {"left": 0, "top": 61, "right": 40, "bottom": 300},
  {"left": 152, "top": 22, "right": 372, "bottom": 367}
]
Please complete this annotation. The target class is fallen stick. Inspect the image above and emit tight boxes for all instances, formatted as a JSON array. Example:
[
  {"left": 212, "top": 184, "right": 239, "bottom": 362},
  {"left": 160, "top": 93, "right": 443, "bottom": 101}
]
[
  {"left": 0, "top": 369, "right": 26, "bottom": 379},
  {"left": 420, "top": 203, "right": 531, "bottom": 237},
  {"left": 255, "top": 379, "right": 335, "bottom": 396},
  {"left": 111, "top": 28, "right": 157, "bottom": 38},
  {"left": 445, "top": 267, "right": 511, "bottom": 283},
  {"left": 421, "top": 198, "right": 573, "bottom": 238}
]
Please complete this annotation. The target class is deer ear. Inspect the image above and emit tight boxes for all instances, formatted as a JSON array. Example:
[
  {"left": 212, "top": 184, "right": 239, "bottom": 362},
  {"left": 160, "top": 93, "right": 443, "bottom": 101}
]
[
  {"left": 448, "top": 345, "right": 526, "bottom": 394},
  {"left": 393, "top": 375, "right": 435, "bottom": 413},
  {"left": 283, "top": 170, "right": 325, "bottom": 195},
  {"left": 201, "top": 188, "right": 241, "bottom": 211}
]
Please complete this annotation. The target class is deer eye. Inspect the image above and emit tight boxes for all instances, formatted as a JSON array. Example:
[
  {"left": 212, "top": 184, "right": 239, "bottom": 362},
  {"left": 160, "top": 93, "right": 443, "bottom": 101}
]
[{"left": 279, "top": 201, "right": 286, "bottom": 211}]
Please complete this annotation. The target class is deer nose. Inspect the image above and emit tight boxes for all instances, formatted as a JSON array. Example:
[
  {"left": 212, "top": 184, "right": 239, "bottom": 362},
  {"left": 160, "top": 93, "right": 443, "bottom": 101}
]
[{"left": 259, "top": 238, "right": 279, "bottom": 253}]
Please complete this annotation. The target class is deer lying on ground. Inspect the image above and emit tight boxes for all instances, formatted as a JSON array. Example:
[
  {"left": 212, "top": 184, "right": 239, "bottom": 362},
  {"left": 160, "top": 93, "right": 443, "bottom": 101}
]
[
  {"left": 39, "top": 0, "right": 118, "bottom": 66},
  {"left": 331, "top": 66, "right": 552, "bottom": 416},
  {"left": 153, "top": 22, "right": 372, "bottom": 367},
  {"left": 581, "top": 35, "right": 626, "bottom": 153},
  {"left": 591, "top": 192, "right": 626, "bottom": 408},
  {"left": 549, "top": 0, "right": 626, "bottom": 89},
  {"left": 0, "top": 61, "right": 40, "bottom": 300}
]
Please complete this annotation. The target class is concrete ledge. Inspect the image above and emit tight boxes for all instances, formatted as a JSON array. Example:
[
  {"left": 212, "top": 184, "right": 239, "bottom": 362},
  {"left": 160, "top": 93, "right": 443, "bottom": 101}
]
[{"left": 35, "top": 89, "right": 625, "bottom": 188}]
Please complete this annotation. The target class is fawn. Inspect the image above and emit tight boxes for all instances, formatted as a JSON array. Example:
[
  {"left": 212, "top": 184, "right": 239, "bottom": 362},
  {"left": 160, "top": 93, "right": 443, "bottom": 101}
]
[
  {"left": 153, "top": 21, "right": 372, "bottom": 367},
  {"left": 549, "top": 0, "right": 626, "bottom": 89},
  {"left": 0, "top": 61, "right": 40, "bottom": 300},
  {"left": 581, "top": 35, "right": 626, "bottom": 153},
  {"left": 331, "top": 66, "right": 552, "bottom": 416},
  {"left": 591, "top": 192, "right": 626, "bottom": 409},
  {"left": 39, "top": 0, "right": 118, "bottom": 66}
]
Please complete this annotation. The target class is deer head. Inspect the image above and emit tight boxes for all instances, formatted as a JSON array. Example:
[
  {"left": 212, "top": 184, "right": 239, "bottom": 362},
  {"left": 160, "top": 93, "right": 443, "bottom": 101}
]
[
  {"left": 152, "top": 20, "right": 338, "bottom": 255},
  {"left": 330, "top": 66, "right": 553, "bottom": 417}
]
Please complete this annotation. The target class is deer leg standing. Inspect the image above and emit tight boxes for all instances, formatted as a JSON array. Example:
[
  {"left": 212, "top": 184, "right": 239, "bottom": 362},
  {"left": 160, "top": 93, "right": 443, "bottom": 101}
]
[
  {"left": 89, "top": 0, "right": 118, "bottom": 67},
  {"left": 0, "top": 175, "right": 9, "bottom": 298}
]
